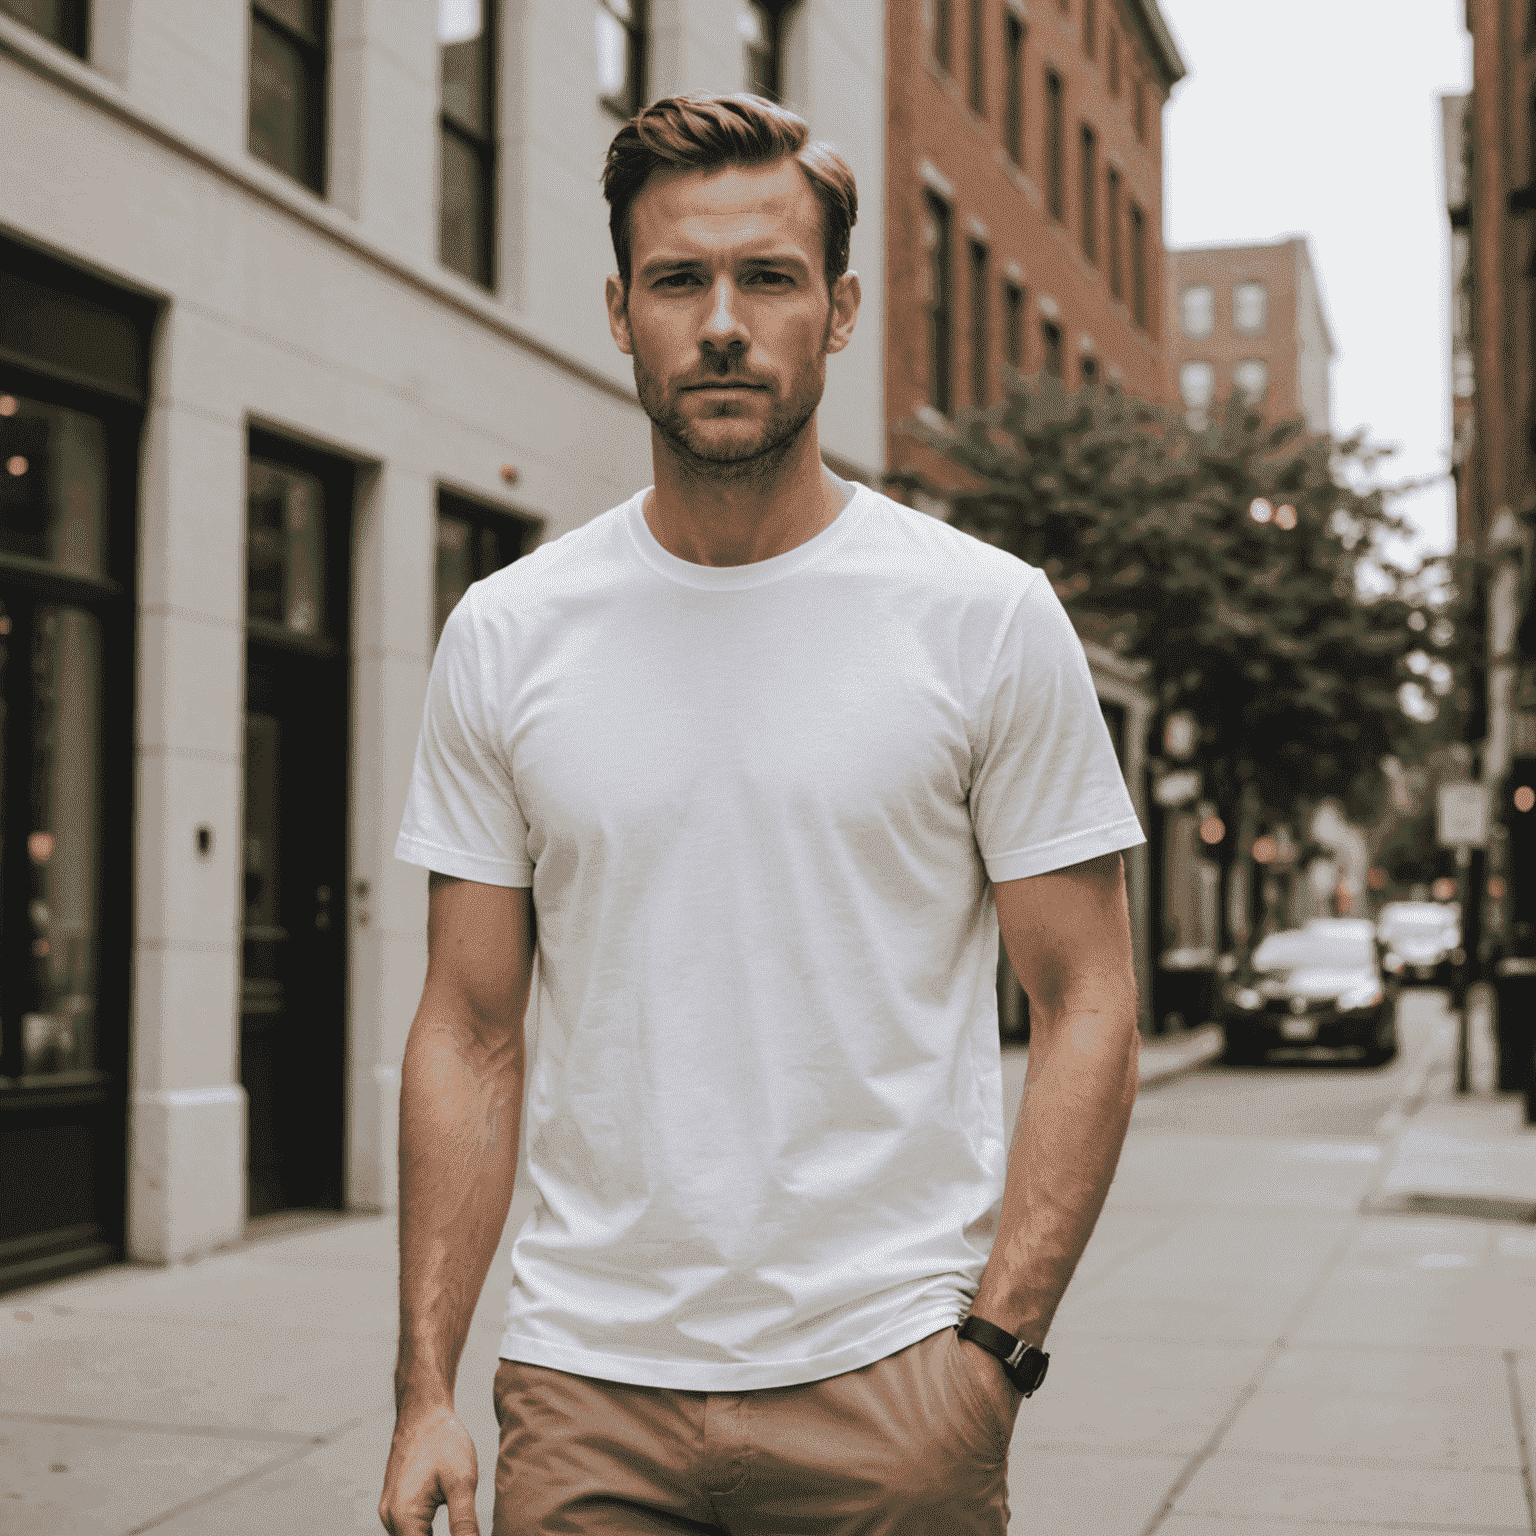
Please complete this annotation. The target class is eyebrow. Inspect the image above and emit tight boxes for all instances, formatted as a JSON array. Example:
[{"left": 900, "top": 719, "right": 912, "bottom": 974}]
[{"left": 637, "top": 250, "right": 813, "bottom": 279}]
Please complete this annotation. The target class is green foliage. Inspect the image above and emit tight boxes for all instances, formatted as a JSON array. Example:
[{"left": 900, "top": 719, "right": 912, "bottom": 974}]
[{"left": 907, "top": 375, "right": 1456, "bottom": 827}]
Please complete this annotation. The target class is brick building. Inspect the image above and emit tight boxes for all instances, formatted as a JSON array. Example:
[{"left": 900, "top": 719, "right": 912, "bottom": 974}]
[
  {"left": 884, "top": 0, "right": 1185, "bottom": 499},
  {"left": 1459, "top": 1, "right": 1536, "bottom": 1012},
  {"left": 1166, "top": 237, "right": 1334, "bottom": 434}
]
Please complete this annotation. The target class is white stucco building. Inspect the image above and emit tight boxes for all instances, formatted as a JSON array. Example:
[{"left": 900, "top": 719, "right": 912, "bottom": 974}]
[{"left": 0, "top": 0, "right": 884, "bottom": 1288}]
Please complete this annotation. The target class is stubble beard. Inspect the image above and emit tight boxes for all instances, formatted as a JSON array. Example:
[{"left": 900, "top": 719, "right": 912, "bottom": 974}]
[{"left": 630, "top": 323, "right": 831, "bottom": 486}]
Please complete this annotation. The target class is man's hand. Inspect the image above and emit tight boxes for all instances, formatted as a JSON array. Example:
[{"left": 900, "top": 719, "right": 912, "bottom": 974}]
[{"left": 379, "top": 1403, "right": 481, "bottom": 1534}]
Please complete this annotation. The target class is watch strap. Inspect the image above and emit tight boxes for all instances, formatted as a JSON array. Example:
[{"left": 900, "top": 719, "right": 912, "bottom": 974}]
[{"left": 956, "top": 1314, "right": 1050, "bottom": 1397}]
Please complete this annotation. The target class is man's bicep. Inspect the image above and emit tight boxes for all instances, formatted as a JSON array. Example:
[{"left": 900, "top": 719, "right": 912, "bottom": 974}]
[
  {"left": 993, "top": 851, "right": 1134, "bottom": 1015},
  {"left": 423, "top": 874, "right": 534, "bottom": 1038}
]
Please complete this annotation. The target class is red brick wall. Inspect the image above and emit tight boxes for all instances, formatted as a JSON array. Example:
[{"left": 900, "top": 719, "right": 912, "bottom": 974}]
[
  {"left": 1165, "top": 242, "right": 1308, "bottom": 429},
  {"left": 885, "top": 0, "right": 1173, "bottom": 497}
]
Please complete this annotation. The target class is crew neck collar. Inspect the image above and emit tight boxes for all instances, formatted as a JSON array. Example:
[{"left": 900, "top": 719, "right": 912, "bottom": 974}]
[{"left": 625, "top": 481, "right": 870, "bottom": 591}]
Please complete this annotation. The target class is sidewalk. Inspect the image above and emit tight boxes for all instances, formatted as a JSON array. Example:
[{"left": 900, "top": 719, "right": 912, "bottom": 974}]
[{"left": 3, "top": 1013, "right": 1532, "bottom": 1535}]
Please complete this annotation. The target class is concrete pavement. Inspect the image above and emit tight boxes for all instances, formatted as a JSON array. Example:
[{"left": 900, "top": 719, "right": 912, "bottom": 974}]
[{"left": 2, "top": 1005, "right": 1532, "bottom": 1534}]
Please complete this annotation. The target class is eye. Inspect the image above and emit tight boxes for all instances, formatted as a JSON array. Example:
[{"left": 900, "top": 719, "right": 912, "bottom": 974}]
[
  {"left": 750, "top": 270, "right": 793, "bottom": 287},
  {"left": 656, "top": 272, "right": 700, "bottom": 289}
]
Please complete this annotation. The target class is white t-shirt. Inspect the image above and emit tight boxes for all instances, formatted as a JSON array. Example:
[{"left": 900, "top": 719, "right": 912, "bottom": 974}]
[{"left": 395, "top": 482, "right": 1143, "bottom": 1391}]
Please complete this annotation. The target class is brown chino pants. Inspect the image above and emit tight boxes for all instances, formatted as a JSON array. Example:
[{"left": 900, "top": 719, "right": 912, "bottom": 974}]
[{"left": 491, "top": 1324, "right": 1017, "bottom": 1535}]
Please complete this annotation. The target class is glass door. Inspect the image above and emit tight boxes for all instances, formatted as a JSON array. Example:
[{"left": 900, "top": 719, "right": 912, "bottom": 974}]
[{"left": 241, "top": 438, "right": 351, "bottom": 1218}]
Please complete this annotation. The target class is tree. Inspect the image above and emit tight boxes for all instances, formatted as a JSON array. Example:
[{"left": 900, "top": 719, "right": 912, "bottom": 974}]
[{"left": 905, "top": 376, "right": 1454, "bottom": 842}]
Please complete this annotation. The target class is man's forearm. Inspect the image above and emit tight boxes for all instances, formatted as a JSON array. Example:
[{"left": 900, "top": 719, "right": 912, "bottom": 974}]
[
  {"left": 970, "top": 997, "right": 1139, "bottom": 1346},
  {"left": 395, "top": 1005, "right": 525, "bottom": 1414}
]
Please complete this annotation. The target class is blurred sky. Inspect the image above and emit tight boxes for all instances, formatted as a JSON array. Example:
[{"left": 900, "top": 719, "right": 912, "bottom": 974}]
[{"left": 1157, "top": 1, "right": 1472, "bottom": 569}]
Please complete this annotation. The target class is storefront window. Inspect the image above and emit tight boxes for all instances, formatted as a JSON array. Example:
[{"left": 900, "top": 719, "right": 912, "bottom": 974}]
[
  {"left": 0, "top": 393, "right": 107, "bottom": 576},
  {"left": 248, "top": 459, "right": 326, "bottom": 637},
  {"left": 21, "top": 604, "right": 102, "bottom": 1081}
]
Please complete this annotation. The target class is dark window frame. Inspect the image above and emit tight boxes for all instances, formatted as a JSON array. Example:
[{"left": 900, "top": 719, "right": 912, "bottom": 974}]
[
  {"left": 1129, "top": 201, "right": 1148, "bottom": 329},
  {"left": 439, "top": 0, "right": 498, "bottom": 290},
  {"left": 598, "top": 0, "right": 647, "bottom": 120},
  {"left": 1003, "top": 13, "right": 1025, "bottom": 166},
  {"left": 1133, "top": 74, "right": 1147, "bottom": 142},
  {"left": 933, "top": 0, "right": 952, "bottom": 72},
  {"left": 1106, "top": 164, "right": 1123, "bottom": 300},
  {"left": 743, "top": 0, "right": 792, "bottom": 102},
  {"left": 0, "top": 238, "right": 157, "bottom": 1293},
  {"left": 1045, "top": 69, "right": 1065, "bottom": 222},
  {"left": 1107, "top": 23, "right": 1119, "bottom": 94},
  {"left": 1083, "top": 0, "right": 1095, "bottom": 57},
  {"left": 968, "top": 239, "right": 990, "bottom": 407},
  {"left": 924, "top": 191, "right": 954, "bottom": 417},
  {"left": 434, "top": 487, "right": 542, "bottom": 647},
  {"left": 0, "top": 0, "right": 88, "bottom": 56},
  {"left": 1080, "top": 121, "right": 1097, "bottom": 264},
  {"left": 1003, "top": 280, "right": 1025, "bottom": 373},
  {"left": 968, "top": 0, "right": 985, "bottom": 114},
  {"left": 1041, "top": 317, "right": 1064, "bottom": 379},
  {"left": 249, "top": 0, "right": 329, "bottom": 196}
]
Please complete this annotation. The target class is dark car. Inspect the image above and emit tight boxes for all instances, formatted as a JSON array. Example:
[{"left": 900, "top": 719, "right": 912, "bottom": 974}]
[{"left": 1219, "top": 919, "right": 1397, "bottom": 1067}]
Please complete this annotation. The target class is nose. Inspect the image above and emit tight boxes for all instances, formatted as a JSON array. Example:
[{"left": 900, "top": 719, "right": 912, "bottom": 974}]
[{"left": 700, "top": 275, "right": 748, "bottom": 358}]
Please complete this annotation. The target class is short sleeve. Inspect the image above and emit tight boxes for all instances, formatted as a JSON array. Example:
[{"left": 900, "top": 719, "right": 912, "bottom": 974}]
[
  {"left": 970, "top": 571, "right": 1145, "bottom": 882},
  {"left": 394, "top": 589, "right": 534, "bottom": 887}
]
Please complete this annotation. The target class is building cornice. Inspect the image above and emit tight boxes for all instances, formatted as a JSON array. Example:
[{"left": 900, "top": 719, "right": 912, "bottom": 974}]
[{"left": 1118, "top": 0, "right": 1187, "bottom": 93}]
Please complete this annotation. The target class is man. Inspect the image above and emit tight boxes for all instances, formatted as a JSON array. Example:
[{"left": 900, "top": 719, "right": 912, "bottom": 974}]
[{"left": 380, "top": 93, "right": 1143, "bottom": 1536}]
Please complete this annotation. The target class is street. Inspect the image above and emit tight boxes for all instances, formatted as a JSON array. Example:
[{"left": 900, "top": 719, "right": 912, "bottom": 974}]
[{"left": 3, "top": 989, "right": 1533, "bottom": 1534}]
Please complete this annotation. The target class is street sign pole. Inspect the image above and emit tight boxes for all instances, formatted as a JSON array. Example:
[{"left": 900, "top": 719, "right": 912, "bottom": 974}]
[
  {"left": 1454, "top": 843, "right": 1471, "bottom": 1095},
  {"left": 1436, "top": 784, "right": 1488, "bottom": 1099}
]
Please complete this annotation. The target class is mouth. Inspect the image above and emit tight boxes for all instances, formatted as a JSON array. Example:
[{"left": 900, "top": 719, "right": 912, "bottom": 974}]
[{"left": 682, "top": 382, "right": 766, "bottom": 392}]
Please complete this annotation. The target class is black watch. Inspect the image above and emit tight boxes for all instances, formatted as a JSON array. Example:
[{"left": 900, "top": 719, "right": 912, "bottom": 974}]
[{"left": 956, "top": 1315, "right": 1050, "bottom": 1397}]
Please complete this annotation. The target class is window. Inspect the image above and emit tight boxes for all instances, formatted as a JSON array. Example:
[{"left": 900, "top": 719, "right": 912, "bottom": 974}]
[
  {"left": 439, "top": 0, "right": 496, "bottom": 289},
  {"left": 1129, "top": 201, "right": 1147, "bottom": 327},
  {"left": 1133, "top": 75, "right": 1146, "bottom": 141},
  {"left": 1080, "top": 353, "right": 1099, "bottom": 387},
  {"left": 1004, "top": 281, "right": 1025, "bottom": 371},
  {"left": 968, "top": 0, "right": 985, "bottom": 114},
  {"left": 923, "top": 192, "right": 954, "bottom": 415},
  {"left": 933, "top": 0, "right": 952, "bottom": 71},
  {"left": 1083, "top": 0, "right": 1095, "bottom": 57},
  {"left": 1106, "top": 166, "right": 1122, "bottom": 299},
  {"left": 1233, "top": 280, "right": 1268, "bottom": 334},
  {"left": 1003, "top": 14, "right": 1025, "bottom": 166},
  {"left": 1041, "top": 318, "right": 1064, "bottom": 379},
  {"left": 0, "top": 0, "right": 87, "bottom": 55},
  {"left": 436, "top": 491, "right": 538, "bottom": 645},
  {"left": 1108, "top": 25, "right": 1119, "bottom": 94},
  {"left": 969, "top": 240, "right": 990, "bottom": 406},
  {"left": 1179, "top": 361, "right": 1214, "bottom": 410},
  {"left": 597, "top": 0, "right": 645, "bottom": 118},
  {"left": 741, "top": 2, "right": 787, "bottom": 101},
  {"left": 1180, "top": 284, "right": 1214, "bottom": 337},
  {"left": 1045, "top": 69, "right": 1065, "bottom": 221},
  {"left": 1080, "top": 123, "right": 1097, "bottom": 263},
  {"left": 249, "top": 1, "right": 328, "bottom": 194},
  {"left": 1234, "top": 358, "right": 1269, "bottom": 406}
]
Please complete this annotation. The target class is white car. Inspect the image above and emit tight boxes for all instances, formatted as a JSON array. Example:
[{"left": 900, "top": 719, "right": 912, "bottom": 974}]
[{"left": 1376, "top": 901, "right": 1462, "bottom": 985}]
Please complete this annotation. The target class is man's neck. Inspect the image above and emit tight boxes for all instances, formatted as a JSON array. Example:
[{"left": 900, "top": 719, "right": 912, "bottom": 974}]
[{"left": 643, "top": 422, "right": 851, "bottom": 568}]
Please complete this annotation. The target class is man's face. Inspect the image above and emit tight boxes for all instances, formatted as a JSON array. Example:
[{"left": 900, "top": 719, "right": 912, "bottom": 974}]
[{"left": 606, "top": 159, "right": 859, "bottom": 475}]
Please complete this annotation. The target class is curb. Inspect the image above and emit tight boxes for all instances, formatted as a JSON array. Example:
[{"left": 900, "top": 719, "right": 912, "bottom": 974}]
[{"left": 1138, "top": 1023, "right": 1225, "bottom": 1087}]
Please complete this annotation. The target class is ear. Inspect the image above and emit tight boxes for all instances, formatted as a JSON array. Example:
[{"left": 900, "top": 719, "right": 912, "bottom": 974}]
[
  {"left": 605, "top": 273, "right": 634, "bottom": 356},
  {"left": 825, "top": 271, "right": 861, "bottom": 357}
]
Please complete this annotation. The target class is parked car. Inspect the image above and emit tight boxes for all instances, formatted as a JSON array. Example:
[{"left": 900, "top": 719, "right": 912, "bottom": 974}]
[
  {"left": 1376, "top": 900, "right": 1463, "bottom": 986},
  {"left": 1219, "top": 919, "right": 1397, "bottom": 1067}
]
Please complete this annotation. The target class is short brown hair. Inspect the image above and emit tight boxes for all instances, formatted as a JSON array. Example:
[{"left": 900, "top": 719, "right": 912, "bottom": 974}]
[{"left": 602, "top": 93, "right": 858, "bottom": 294}]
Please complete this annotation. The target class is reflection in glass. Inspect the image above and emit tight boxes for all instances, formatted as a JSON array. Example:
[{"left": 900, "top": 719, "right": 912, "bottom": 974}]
[
  {"left": 23, "top": 606, "right": 101, "bottom": 1079},
  {"left": 439, "top": 0, "right": 487, "bottom": 130},
  {"left": 440, "top": 131, "right": 488, "bottom": 283},
  {"left": 248, "top": 459, "right": 325, "bottom": 636},
  {"left": 0, "top": 393, "right": 107, "bottom": 576},
  {"left": 242, "top": 712, "right": 284, "bottom": 1022}
]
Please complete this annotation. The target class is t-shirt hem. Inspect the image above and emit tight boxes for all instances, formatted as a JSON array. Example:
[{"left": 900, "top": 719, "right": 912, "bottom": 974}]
[
  {"left": 497, "top": 1308, "right": 963, "bottom": 1392},
  {"left": 983, "top": 815, "right": 1146, "bottom": 883},
  {"left": 393, "top": 833, "right": 533, "bottom": 887}
]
